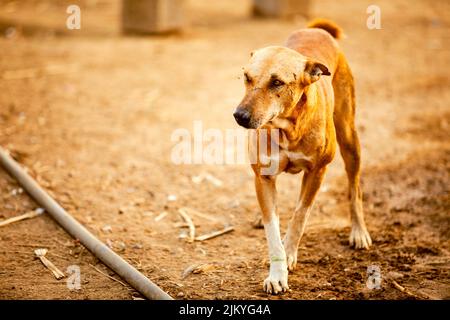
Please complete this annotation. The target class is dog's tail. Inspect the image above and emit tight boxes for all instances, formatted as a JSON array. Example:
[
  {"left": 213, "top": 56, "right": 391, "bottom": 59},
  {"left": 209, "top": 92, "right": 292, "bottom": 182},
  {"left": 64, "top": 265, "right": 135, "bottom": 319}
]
[{"left": 307, "top": 18, "right": 343, "bottom": 40}]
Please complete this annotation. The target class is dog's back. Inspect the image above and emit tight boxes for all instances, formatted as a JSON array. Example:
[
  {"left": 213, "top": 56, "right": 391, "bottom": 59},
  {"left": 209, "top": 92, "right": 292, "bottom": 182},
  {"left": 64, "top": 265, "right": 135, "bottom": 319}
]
[{"left": 285, "top": 19, "right": 343, "bottom": 74}]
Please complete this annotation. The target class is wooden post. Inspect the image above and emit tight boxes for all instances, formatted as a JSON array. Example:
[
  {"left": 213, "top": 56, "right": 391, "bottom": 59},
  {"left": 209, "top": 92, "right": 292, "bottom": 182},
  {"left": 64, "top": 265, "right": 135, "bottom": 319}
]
[
  {"left": 122, "top": 0, "right": 185, "bottom": 34},
  {"left": 253, "top": 0, "right": 310, "bottom": 18}
]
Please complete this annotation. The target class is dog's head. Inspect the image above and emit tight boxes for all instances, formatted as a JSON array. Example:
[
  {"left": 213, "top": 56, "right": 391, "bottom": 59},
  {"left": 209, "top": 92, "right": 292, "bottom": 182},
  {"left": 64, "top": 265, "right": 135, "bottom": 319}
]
[{"left": 233, "top": 46, "right": 330, "bottom": 129}]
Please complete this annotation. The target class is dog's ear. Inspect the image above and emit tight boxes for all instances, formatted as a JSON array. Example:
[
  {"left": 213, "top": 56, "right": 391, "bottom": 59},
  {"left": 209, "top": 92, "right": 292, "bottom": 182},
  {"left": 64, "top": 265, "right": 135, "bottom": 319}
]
[{"left": 303, "top": 60, "right": 330, "bottom": 85}]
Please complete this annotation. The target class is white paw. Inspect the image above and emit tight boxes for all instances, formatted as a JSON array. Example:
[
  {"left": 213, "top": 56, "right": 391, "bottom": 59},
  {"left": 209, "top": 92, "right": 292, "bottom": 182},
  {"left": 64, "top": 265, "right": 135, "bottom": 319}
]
[
  {"left": 349, "top": 226, "right": 372, "bottom": 249},
  {"left": 263, "top": 264, "right": 289, "bottom": 294}
]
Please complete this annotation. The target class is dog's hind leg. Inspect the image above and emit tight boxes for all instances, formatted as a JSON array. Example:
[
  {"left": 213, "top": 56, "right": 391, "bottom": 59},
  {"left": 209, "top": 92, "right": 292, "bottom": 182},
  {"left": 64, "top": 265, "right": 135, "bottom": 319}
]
[
  {"left": 252, "top": 213, "right": 264, "bottom": 229},
  {"left": 333, "top": 54, "right": 372, "bottom": 249}
]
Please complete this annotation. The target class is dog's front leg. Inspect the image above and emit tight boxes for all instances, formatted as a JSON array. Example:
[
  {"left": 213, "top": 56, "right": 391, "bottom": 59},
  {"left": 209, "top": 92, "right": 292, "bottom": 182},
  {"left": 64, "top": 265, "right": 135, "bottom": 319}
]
[
  {"left": 283, "top": 166, "right": 327, "bottom": 271},
  {"left": 254, "top": 174, "right": 289, "bottom": 294}
]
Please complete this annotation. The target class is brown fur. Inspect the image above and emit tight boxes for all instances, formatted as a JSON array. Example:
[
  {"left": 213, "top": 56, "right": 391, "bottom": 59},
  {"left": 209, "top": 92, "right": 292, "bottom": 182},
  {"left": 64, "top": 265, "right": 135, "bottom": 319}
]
[{"left": 233, "top": 19, "right": 372, "bottom": 294}]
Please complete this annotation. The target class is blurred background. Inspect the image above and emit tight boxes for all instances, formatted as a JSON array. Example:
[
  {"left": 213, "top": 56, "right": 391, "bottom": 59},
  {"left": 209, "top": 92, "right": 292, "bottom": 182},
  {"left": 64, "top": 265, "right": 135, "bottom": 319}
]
[{"left": 0, "top": 0, "right": 449, "bottom": 300}]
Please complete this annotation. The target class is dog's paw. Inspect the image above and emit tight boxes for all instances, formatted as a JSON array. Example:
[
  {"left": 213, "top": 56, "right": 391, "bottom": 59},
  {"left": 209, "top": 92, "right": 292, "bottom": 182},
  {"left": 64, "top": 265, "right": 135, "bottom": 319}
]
[
  {"left": 282, "top": 238, "right": 298, "bottom": 272},
  {"left": 285, "top": 251, "right": 298, "bottom": 272},
  {"left": 349, "top": 226, "right": 372, "bottom": 249},
  {"left": 263, "top": 269, "right": 289, "bottom": 295},
  {"left": 252, "top": 216, "right": 264, "bottom": 229}
]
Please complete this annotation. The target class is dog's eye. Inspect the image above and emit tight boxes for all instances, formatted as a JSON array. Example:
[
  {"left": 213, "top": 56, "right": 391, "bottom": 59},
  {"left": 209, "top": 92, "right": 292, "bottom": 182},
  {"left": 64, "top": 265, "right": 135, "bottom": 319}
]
[{"left": 270, "top": 79, "right": 284, "bottom": 88}]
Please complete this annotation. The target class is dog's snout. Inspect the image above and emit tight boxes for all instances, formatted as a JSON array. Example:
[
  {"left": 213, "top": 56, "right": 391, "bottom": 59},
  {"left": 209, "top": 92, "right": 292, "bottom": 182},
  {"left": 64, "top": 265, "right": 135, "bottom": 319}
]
[{"left": 233, "top": 108, "right": 252, "bottom": 128}]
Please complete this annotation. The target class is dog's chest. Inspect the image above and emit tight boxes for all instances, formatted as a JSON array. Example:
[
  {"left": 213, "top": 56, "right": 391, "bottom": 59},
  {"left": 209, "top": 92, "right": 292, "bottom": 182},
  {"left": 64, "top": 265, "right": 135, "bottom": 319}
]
[{"left": 283, "top": 150, "right": 313, "bottom": 173}]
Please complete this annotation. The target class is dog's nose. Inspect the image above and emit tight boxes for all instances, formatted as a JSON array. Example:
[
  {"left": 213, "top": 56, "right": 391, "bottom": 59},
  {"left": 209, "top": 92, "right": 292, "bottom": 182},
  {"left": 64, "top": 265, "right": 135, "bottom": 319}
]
[{"left": 233, "top": 108, "right": 251, "bottom": 128}]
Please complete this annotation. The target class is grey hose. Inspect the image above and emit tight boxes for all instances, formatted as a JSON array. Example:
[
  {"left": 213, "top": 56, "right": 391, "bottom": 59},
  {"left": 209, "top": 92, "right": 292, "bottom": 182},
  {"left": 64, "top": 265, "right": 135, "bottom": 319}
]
[{"left": 0, "top": 147, "right": 173, "bottom": 300}]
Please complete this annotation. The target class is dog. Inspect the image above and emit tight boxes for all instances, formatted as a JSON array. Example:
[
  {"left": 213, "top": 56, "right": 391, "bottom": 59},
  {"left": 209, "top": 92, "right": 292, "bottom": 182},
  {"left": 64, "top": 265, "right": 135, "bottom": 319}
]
[{"left": 233, "top": 19, "right": 372, "bottom": 294}]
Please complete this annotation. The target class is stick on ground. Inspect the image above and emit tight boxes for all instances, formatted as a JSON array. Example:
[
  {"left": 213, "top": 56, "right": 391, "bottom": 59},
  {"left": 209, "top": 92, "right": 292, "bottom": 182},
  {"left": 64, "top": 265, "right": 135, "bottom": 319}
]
[
  {"left": 195, "top": 226, "right": 235, "bottom": 241},
  {"left": 181, "top": 263, "right": 219, "bottom": 279},
  {"left": 34, "top": 248, "right": 65, "bottom": 280},
  {"left": 390, "top": 280, "right": 427, "bottom": 299},
  {"left": 182, "top": 207, "right": 220, "bottom": 223},
  {"left": 0, "top": 208, "right": 44, "bottom": 227},
  {"left": 89, "top": 264, "right": 128, "bottom": 288},
  {"left": 177, "top": 208, "right": 195, "bottom": 242},
  {"left": 154, "top": 211, "right": 169, "bottom": 222}
]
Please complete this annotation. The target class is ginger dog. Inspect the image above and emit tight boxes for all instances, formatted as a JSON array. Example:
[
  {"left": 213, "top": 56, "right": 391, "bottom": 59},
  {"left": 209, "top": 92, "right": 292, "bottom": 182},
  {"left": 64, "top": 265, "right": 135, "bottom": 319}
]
[{"left": 233, "top": 19, "right": 372, "bottom": 294}]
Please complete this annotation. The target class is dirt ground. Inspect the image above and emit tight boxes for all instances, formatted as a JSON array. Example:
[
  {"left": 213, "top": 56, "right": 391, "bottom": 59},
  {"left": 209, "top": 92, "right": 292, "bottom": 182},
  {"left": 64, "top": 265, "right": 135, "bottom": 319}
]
[{"left": 0, "top": 0, "right": 449, "bottom": 300}]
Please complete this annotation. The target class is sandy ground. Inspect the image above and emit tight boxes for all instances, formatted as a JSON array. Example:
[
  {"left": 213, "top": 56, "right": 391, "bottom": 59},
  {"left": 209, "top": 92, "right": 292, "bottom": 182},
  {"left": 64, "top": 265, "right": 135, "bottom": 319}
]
[{"left": 0, "top": 0, "right": 449, "bottom": 300}]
